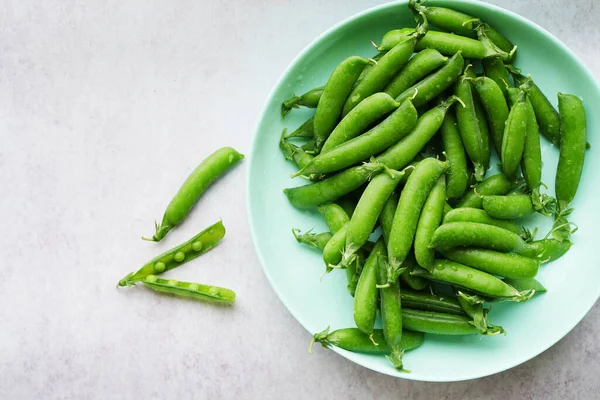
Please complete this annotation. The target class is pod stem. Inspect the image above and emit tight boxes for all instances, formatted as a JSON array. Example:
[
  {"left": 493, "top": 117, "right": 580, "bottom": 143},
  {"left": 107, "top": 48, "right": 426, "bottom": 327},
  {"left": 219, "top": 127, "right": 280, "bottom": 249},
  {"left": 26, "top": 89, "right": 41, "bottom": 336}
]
[
  {"left": 117, "top": 272, "right": 136, "bottom": 288},
  {"left": 142, "top": 221, "right": 172, "bottom": 242},
  {"left": 511, "top": 289, "right": 536, "bottom": 302},
  {"left": 281, "top": 96, "right": 301, "bottom": 118},
  {"left": 309, "top": 326, "right": 331, "bottom": 353},
  {"left": 475, "top": 23, "right": 512, "bottom": 61},
  {"left": 386, "top": 348, "right": 408, "bottom": 372}
]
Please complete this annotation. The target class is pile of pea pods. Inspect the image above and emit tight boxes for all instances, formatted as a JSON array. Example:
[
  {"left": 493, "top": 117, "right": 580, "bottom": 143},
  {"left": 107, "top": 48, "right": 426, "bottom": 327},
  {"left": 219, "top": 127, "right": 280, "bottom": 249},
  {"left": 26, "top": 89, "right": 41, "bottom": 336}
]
[
  {"left": 116, "top": 147, "right": 244, "bottom": 304},
  {"left": 281, "top": 0, "right": 587, "bottom": 371}
]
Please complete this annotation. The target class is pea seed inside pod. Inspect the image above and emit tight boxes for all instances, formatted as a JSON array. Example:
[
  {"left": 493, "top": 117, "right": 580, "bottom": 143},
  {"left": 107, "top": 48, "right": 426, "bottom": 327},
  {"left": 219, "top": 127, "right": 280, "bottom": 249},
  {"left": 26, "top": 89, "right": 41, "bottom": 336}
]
[
  {"left": 192, "top": 241, "right": 203, "bottom": 251},
  {"left": 174, "top": 251, "right": 185, "bottom": 262},
  {"left": 189, "top": 283, "right": 200, "bottom": 291},
  {"left": 154, "top": 262, "right": 166, "bottom": 273},
  {"left": 146, "top": 275, "right": 158, "bottom": 283}
]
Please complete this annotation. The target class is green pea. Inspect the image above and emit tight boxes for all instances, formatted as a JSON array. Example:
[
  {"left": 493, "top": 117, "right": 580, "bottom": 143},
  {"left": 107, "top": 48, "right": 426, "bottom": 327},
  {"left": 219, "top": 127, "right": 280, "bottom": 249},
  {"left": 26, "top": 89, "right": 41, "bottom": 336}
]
[
  {"left": 470, "top": 76, "right": 509, "bottom": 154},
  {"left": 414, "top": 175, "right": 446, "bottom": 271},
  {"left": 387, "top": 158, "right": 449, "bottom": 281},
  {"left": 441, "top": 248, "right": 540, "bottom": 279},
  {"left": 456, "top": 173, "right": 514, "bottom": 209},
  {"left": 555, "top": 93, "right": 587, "bottom": 211},
  {"left": 402, "top": 308, "right": 479, "bottom": 335},
  {"left": 119, "top": 221, "right": 226, "bottom": 287},
  {"left": 482, "top": 194, "right": 535, "bottom": 219},
  {"left": 443, "top": 207, "right": 521, "bottom": 234},
  {"left": 439, "top": 107, "right": 468, "bottom": 199},
  {"left": 400, "top": 289, "right": 466, "bottom": 316},
  {"left": 384, "top": 49, "right": 448, "bottom": 99},
  {"left": 174, "top": 251, "right": 185, "bottom": 262},
  {"left": 412, "top": 259, "right": 534, "bottom": 301},
  {"left": 281, "top": 86, "right": 323, "bottom": 118},
  {"left": 309, "top": 327, "right": 424, "bottom": 354},
  {"left": 192, "top": 241, "right": 203, "bottom": 252},
  {"left": 141, "top": 276, "right": 236, "bottom": 303},
  {"left": 291, "top": 229, "right": 332, "bottom": 252},
  {"left": 321, "top": 92, "right": 402, "bottom": 153},
  {"left": 314, "top": 56, "right": 372, "bottom": 149},
  {"left": 354, "top": 239, "right": 386, "bottom": 337},
  {"left": 144, "top": 147, "right": 243, "bottom": 242},
  {"left": 430, "top": 222, "right": 530, "bottom": 253}
]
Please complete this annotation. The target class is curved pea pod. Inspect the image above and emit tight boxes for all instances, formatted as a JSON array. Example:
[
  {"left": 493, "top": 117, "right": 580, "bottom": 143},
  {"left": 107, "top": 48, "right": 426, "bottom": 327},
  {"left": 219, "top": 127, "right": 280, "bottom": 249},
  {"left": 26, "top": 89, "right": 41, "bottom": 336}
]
[
  {"left": 343, "top": 22, "right": 427, "bottom": 116},
  {"left": 295, "top": 100, "right": 418, "bottom": 177},
  {"left": 470, "top": 76, "right": 509, "bottom": 154},
  {"left": 384, "top": 49, "right": 448, "bottom": 99},
  {"left": 414, "top": 175, "right": 446, "bottom": 271},
  {"left": 440, "top": 108, "right": 468, "bottom": 199},
  {"left": 322, "top": 224, "right": 348, "bottom": 269},
  {"left": 401, "top": 289, "right": 465, "bottom": 316},
  {"left": 321, "top": 92, "right": 402, "bottom": 153},
  {"left": 309, "top": 327, "right": 424, "bottom": 354},
  {"left": 412, "top": 259, "right": 534, "bottom": 301},
  {"left": 455, "top": 69, "right": 490, "bottom": 181},
  {"left": 118, "top": 221, "right": 226, "bottom": 287},
  {"left": 519, "top": 239, "right": 571, "bottom": 262},
  {"left": 284, "top": 116, "right": 315, "bottom": 139},
  {"left": 443, "top": 207, "right": 521, "bottom": 234},
  {"left": 456, "top": 173, "right": 514, "bottom": 209},
  {"left": 292, "top": 229, "right": 332, "bottom": 252},
  {"left": 354, "top": 239, "right": 386, "bottom": 337},
  {"left": 430, "top": 222, "right": 531, "bottom": 253},
  {"left": 482, "top": 57, "right": 512, "bottom": 100},
  {"left": 503, "top": 278, "right": 547, "bottom": 294},
  {"left": 555, "top": 93, "right": 587, "bottom": 211},
  {"left": 145, "top": 147, "right": 243, "bottom": 241},
  {"left": 482, "top": 194, "right": 534, "bottom": 220},
  {"left": 395, "top": 52, "right": 465, "bottom": 107},
  {"left": 457, "top": 292, "right": 505, "bottom": 336},
  {"left": 402, "top": 309, "right": 479, "bottom": 335},
  {"left": 387, "top": 158, "right": 449, "bottom": 281},
  {"left": 314, "top": 57, "right": 373, "bottom": 148},
  {"left": 140, "top": 275, "right": 235, "bottom": 303},
  {"left": 441, "top": 248, "right": 540, "bottom": 279},
  {"left": 317, "top": 203, "right": 350, "bottom": 233},
  {"left": 281, "top": 86, "right": 323, "bottom": 117}
]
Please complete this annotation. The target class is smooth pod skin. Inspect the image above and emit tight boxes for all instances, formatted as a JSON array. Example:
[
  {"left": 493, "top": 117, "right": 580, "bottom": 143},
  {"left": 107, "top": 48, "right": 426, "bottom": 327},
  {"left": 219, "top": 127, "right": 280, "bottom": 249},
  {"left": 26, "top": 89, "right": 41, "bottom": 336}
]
[
  {"left": 443, "top": 207, "right": 521, "bottom": 234},
  {"left": 376, "top": 254, "right": 406, "bottom": 369},
  {"left": 279, "top": 134, "right": 314, "bottom": 173},
  {"left": 395, "top": 52, "right": 465, "bottom": 107},
  {"left": 456, "top": 173, "right": 514, "bottom": 209},
  {"left": 314, "top": 56, "right": 372, "bottom": 148},
  {"left": 317, "top": 203, "right": 349, "bottom": 233},
  {"left": 354, "top": 239, "right": 386, "bottom": 336},
  {"left": 471, "top": 76, "right": 509, "bottom": 153},
  {"left": 441, "top": 248, "right": 540, "bottom": 279},
  {"left": 556, "top": 93, "right": 587, "bottom": 210},
  {"left": 292, "top": 229, "right": 332, "bottom": 251},
  {"left": 310, "top": 327, "right": 424, "bottom": 354},
  {"left": 380, "top": 192, "right": 399, "bottom": 242},
  {"left": 513, "top": 73, "right": 561, "bottom": 146},
  {"left": 380, "top": 28, "right": 511, "bottom": 60},
  {"left": 443, "top": 202, "right": 453, "bottom": 217},
  {"left": 455, "top": 68, "right": 490, "bottom": 181},
  {"left": 322, "top": 224, "right": 348, "bottom": 268},
  {"left": 430, "top": 222, "right": 530, "bottom": 253},
  {"left": 141, "top": 275, "right": 236, "bottom": 303},
  {"left": 388, "top": 158, "right": 449, "bottom": 279},
  {"left": 482, "top": 57, "right": 511, "bottom": 100},
  {"left": 321, "top": 92, "right": 401, "bottom": 153},
  {"left": 284, "top": 116, "right": 315, "bottom": 139},
  {"left": 146, "top": 147, "right": 244, "bottom": 241},
  {"left": 503, "top": 278, "right": 547, "bottom": 294},
  {"left": 281, "top": 86, "right": 323, "bottom": 117},
  {"left": 412, "top": 259, "right": 533, "bottom": 300},
  {"left": 344, "top": 170, "right": 403, "bottom": 263},
  {"left": 400, "top": 289, "right": 466, "bottom": 315},
  {"left": 502, "top": 91, "right": 528, "bottom": 178},
  {"left": 440, "top": 109, "right": 468, "bottom": 199},
  {"left": 296, "top": 100, "right": 418, "bottom": 176},
  {"left": 343, "top": 31, "right": 422, "bottom": 116},
  {"left": 414, "top": 176, "right": 446, "bottom": 271},
  {"left": 384, "top": 49, "right": 448, "bottom": 99},
  {"left": 119, "top": 221, "right": 226, "bottom": 286},
  {"left": 518, "top": 239, "right": 571, "bottom": 261},
  {"left": 482, "top": 194, "right": 535, "bottom": 219},
  {"left": 402, "top": 309, "right": 479, "bottom": 335},
  {"left": 516, "top": 93, "right": 543, "bottom": 195}
]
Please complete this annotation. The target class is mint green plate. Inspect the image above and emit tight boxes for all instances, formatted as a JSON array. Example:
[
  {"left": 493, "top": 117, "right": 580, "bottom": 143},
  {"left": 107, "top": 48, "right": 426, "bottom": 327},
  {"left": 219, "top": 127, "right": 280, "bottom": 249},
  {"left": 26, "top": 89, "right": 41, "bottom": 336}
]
[{"left": 247, "top": 0, "right": 600, "bottom": 381}]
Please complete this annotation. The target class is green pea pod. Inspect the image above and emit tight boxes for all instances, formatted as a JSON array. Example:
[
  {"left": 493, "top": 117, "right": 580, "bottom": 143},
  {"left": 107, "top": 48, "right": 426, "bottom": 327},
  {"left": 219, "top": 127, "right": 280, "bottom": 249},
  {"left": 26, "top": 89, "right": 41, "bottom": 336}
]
[
  {"left": 482, "top": 57, "right": 512, "bottom": 100},
  {"left": 395, "top": 52, "right": 465, "bottom": 107},
  {"left": 119, "top": 221, "right": 226, "bottom": 286},
  {"left": 502, "top": 89, "right": 528, "bottom": 178},
  {"left": 292, "top": 229, "right": 332, "bottom": 251},
  {"left": 314, "top": 57, "right": 372, "bottom": 148},
  {"left": 281, "top": 86, "right": 323, "bottom": 117},
  {"left": 321, "top": 92, "right": 402, "bottom": 153},
  {"left": 443, "top": 207, "right": 521, "bottom": 234},
  {"left": 145, "top": 147, "right": 243, "bottom": 241},
  {"left": 439, "top": 108, "right": 468, "bottom": 199},
  {"left": 482, "top": 194, "right": 535, "bottom": 219},
  {"left": 412, "top": 259, "right": 534, "bottom": 301},
  {"left": 279, "top": 133, "right": 315, "bottom": 176},
  {"left": 414, "top": 175, "right": 446, "bottom": 271},
  {"left": 441, "top": 248, "right": 540, "bottom": 279},
  {"left": 556, "top": 93, "right": 587, "bottom": 211},
  {"left": 284, "top": 116, "right": 315, "bottom": 139},
  {"left": 380, "top": 192, "right": 399, "bottom": 242},
  {"left": 343, "top": 22, "right": 427, "bottom": 116},
  {"left": 402, "top": 308, "right": 479, "bottom": 335},
  {"left": 387, "top": 158, "right": 449, "bottom": 281},
  {"left": 141, "top": 275, "right": 235, "bottom": 303},
  {"left": 470, "top": 76, "right": 509, "bottom": 154},
  {"left": 430, "top": 222, "right": 531, "bottom": 253},
  {"left": 456, "top": 173, "right": 514, "bottom": 209},
  {"left": 310, "top": 327, "right": 424, "bottom": 354},
  {"left": 400, "top": 289, "right": 465, "bottom": 315},
  {"left": 384, "top": 49, "right": 448, "bottom": 99},
  {"left": 457, "top": 292, "right": 505, "bottom": 336},
  {"left": 322, "top": 224, "right": 348, "bottom": 269},
  {"left": 503, "top": 278, "right": 547, "bottom": 294},
  {"left": 518, "top": 239, "right": 571, "bottom": 262},
  {"left": 353, "top": 239, "right": 386, "bottom": 337},
  {"left": 399, "top": 254, "right": 430, "bottom": 291},
  {"left": 317, "top": 203, "right": 350, "bottom": 233}
]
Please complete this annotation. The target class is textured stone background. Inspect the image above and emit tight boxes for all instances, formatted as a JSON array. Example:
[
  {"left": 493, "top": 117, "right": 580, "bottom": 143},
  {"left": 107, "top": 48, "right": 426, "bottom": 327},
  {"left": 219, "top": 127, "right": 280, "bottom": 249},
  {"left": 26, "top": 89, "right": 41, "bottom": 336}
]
[{"left": 1, "top": 1, "right": 598, "bottom": 398}]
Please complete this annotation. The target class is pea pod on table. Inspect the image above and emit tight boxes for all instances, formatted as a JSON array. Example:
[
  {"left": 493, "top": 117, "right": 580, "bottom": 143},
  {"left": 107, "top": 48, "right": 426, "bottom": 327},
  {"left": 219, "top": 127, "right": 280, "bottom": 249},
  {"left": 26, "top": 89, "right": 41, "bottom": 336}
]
[
  {"left": 281, "top": 86, "right": 324, "bottom": 118},
  {"left": 141, "top": 275, "right": 236, "bottom": 304},
  {"left": 144, "top": 147, "right": 243, "bottom": 242},
  {"left": 119, "top": 221, "right": 226, "bottom": 287}
]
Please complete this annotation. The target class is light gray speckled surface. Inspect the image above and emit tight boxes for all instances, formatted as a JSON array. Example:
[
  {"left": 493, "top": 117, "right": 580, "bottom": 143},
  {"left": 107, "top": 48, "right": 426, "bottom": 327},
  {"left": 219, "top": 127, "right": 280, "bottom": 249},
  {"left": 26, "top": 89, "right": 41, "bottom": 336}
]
[{"left": 1, "top": 1, "right": 599, "bottom": 398}]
